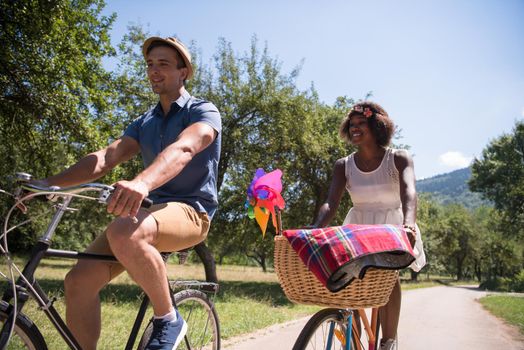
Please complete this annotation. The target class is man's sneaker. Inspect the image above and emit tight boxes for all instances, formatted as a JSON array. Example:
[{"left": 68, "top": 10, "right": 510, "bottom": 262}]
[{"left": 145, "top": 310, "right": 187, "bottom": 350}]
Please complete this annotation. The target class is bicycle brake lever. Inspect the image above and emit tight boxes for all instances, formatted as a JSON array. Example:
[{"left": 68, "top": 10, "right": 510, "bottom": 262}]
[
  {"left": 98, "top": 188, "right": 112, "bottom": 204},
  {"left": 46, "top": 186, "right": 61, "bottom": 202},
  {"left": 15, "top": 172, "right": 32, "bottom": 182}
]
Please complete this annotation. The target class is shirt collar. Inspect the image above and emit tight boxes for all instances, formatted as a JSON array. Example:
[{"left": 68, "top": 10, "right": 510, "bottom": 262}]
[
  {"left": 152, "top": 90, "right": 191, "bottom": 117},
  {"left": 173, "top": 89, "right": 191, "bottom": 109}
]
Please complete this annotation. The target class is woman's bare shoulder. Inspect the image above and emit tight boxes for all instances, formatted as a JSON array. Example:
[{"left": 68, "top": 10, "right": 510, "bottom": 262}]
[{"left": 393, "top": 148, "right": 413, "bottom": 170}]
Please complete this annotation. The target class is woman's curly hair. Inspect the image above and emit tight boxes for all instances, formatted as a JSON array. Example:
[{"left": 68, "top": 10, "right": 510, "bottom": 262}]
[{"left": 339, "top": 101, "right": 395, "bottom": 147}]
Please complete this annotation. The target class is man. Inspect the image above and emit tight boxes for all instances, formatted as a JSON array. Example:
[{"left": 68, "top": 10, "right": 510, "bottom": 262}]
[{"left": 36, "top": 37, "right": 221, "bottom": 350}]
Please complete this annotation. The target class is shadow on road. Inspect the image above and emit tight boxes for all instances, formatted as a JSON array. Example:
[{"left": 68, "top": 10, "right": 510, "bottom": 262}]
[{"left": 434, "top": 279, "right": 481, "bottom": 291}]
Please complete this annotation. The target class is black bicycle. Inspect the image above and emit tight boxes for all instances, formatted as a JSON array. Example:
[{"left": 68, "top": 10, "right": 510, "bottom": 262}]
[{"left": 0, "top": 173, "right": 220, "bottom": 349}]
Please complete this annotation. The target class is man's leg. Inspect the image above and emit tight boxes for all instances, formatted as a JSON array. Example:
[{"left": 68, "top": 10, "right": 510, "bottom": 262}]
[
  {"left": 107, "top": 204, "right": 208, "bottom": 349},
  {"left": 64, "top": 259, "right": 119, "bottom": 350},
  {"left": 105, "top": 210, "right": 173, "bottom": 316}
]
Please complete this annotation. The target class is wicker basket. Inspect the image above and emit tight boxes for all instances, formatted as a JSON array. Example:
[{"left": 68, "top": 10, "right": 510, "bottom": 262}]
[{"left": 274, "top": 235, "right": 398, "bottom": 309}]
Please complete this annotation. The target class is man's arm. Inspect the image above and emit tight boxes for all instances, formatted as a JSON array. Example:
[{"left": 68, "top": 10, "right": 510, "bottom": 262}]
[
  {"left": 42, "top": 137, "right": 140, "bottom": 188},
  {"left": 107, "top": 122, "right": 217, "bottom": 218}
]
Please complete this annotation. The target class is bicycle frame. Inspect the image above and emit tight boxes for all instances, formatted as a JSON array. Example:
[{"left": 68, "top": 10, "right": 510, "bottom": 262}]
[
  {"left": 327, "top": 311, "right": 353, "bottom": 350},
  {"left": 349, "top": 308, "right": 380, "bottom": 350},
  {"left": 0, "top": 183, "right": 167, "bottom": 349},
  {"left": 0, "top": 223, "right": 159, "bottom": 349}
]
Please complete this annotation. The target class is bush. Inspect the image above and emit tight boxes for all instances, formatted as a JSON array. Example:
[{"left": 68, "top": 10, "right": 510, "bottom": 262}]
[
  {"left": 509, "top": 269, "right": 524, "bottom": 292},
  {"left": 479, "top": 277, "right": 512, "bottom": 292},
  {"left": 479, "top": 270, "right": 524, "bottom": 292}
]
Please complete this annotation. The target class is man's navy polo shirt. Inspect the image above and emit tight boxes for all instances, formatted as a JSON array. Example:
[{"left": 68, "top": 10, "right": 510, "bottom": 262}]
[{"left": 123, "top": 90, "right": 221, "bottom": 219}]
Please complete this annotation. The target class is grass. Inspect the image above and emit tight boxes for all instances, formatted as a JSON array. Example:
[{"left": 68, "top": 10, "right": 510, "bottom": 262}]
[
  {"left": 479, "top": 295, "right": 524, "bottom": 335},
  {"left": 0, "top": 257, "right": 319, "bottom": 348},
  {"left": 0, "top": 256, "right": 450, "bottom": 348}
]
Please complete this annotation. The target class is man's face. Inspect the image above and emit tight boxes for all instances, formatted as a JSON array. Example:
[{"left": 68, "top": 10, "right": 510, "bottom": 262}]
[{"left": 146, "top": 46, "right": 188, "bottom": 96}]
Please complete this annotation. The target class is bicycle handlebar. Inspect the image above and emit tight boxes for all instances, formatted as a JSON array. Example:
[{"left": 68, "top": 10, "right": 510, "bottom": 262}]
[{"left": 15, "top": 174, "right": 153, "bottom": 209}]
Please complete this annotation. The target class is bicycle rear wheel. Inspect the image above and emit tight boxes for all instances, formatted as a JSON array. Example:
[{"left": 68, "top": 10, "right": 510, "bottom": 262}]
[
  {"left": 0, "top": 301, "right": 47, "bottom": 350},
  {"left": 293, "top": 308, "right": 358, "bottom": 350},
  {"left": 138, "top": 289, "right": 220, "bottom": 350}
]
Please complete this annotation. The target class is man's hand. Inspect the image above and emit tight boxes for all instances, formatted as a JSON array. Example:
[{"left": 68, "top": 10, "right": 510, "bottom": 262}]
[{"left": 107, "top": 180, "right": 149, "bottom": 219}]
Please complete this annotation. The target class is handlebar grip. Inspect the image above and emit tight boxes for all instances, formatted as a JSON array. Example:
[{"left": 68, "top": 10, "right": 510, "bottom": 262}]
[{"left": 141, "top": 197, "right": 153, "bottom": 208}]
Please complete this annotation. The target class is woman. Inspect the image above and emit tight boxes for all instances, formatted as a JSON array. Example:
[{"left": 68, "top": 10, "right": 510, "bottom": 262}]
[{"left": 312, "top": 101, "right": 426, "bottom": 350}]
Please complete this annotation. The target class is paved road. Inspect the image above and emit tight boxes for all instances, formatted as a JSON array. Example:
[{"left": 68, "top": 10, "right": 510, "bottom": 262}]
[{"left": 223, "top": 286, "right": 524, "bottom": 350}]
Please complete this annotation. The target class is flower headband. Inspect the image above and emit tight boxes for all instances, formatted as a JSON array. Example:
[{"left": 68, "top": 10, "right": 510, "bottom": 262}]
[{"left": 352, "top": 105, "right": 373, "bottom": 118}]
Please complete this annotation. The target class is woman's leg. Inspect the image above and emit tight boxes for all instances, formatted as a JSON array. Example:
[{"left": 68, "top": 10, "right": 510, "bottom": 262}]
[{"left": 379, "top": 278, "right": 401, "bottom": 341}]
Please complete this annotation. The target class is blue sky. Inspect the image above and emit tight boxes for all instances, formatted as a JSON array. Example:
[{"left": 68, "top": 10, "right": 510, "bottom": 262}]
[{"left": 102, "top": 0, "right": 524, "bottom": 179}]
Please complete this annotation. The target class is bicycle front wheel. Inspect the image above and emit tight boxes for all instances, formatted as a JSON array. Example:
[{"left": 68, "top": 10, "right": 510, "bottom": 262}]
[
  {"left": 138, "top": 289, "right": 220, "bottom": 350},
  {"left": 293, "top": 308, "right": 358, "bottom": 350},
  {"left": 0, "top": 301, "right": 47, "bottom": 350}
]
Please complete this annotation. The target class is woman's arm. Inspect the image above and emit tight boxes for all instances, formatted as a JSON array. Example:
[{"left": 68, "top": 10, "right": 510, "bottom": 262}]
[
  {"left": 394, "top": 149, "right": 417, "bottom": 244},
  {"left": 312, "top": 158, "right": 347, "bottom": 227}
]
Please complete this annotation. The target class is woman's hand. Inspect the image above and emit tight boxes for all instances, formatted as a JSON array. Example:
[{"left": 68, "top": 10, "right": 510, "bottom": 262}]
[
  {"left": 301, "top": 224, "right": 317, "bottom": 230},
  {"left": 403, "top": 224, "right": 417, "bottom": 248}
]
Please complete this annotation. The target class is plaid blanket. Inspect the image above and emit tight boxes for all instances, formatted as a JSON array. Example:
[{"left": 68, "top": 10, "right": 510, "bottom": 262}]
[{"left": 283, "top": 224, "right": 415, "bottom": 292}]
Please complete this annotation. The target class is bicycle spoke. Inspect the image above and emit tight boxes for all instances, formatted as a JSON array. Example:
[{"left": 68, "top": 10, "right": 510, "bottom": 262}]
[{"left": 176, "top": 294, "right": 218, "bottom": 350}]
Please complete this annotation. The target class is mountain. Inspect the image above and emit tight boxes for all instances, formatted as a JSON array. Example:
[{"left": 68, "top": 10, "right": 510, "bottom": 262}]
[{"left": 416, "top": 167, "right": 489, "bottom": 209}]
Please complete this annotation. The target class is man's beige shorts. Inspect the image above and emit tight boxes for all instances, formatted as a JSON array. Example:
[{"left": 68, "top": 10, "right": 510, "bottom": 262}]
[{"left": 85, "top": 202, "right": 210, "bottom": 279}]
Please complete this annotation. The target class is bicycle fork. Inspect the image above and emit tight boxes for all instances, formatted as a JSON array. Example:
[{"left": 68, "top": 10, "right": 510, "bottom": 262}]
[{"left": 327, "top": 310, "right": 353, "bottom": 350}]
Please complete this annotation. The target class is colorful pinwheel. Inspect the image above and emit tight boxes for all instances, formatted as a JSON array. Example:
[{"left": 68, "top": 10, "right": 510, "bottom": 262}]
[{"left": 246, "top": 168, "right": 285, "bottom": 236}]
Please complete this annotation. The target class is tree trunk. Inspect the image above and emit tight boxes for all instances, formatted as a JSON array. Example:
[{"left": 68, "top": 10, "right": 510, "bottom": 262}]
[
  {"left": 410, "top": 269, "right": 418, "bottom": 281},
  {"left": 246, "top": 251, "right": 268, "bottom": 272},
  {"left": 475, "top": 262, "right": 482, "bottom": 282},
  {"left": 261, "top": 255, "right": 267, "bottom": 273},
  {"left": 456, "top": 258, "right": 463, "bottom": 280},
  {"left": 194, "top": 242, "right": 218, "bottom": 283}
]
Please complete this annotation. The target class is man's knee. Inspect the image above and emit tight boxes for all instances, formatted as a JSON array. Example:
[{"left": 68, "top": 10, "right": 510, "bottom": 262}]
[
  {"left": 64, "top": 264, "right": 108, "bottom": 298},
  {"left": 106, "top": 215, "right": 157, "bottom": 253},
  {"left": 105, "top": 218, "right": 134, "bottom": 250},
  {"left": 106, "top": 224, "right": 122, "bottom": 246},
  {"left": 64, "top": 267, "right": 90, "bottom": 297}
]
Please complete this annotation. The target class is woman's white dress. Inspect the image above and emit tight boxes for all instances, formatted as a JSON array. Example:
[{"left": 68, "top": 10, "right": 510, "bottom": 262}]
[{"left": 343, "top": 148, "right": 426, "bottom": 271}]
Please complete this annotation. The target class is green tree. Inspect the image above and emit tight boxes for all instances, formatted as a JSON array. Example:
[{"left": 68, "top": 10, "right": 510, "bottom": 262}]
[
  {"left": 0, "top": 0, "right": 116, "bottom": 173},
  {"left": 193, "top": 37, "right": 344, "bottom": 270},
  {"left": 186, "top": 37, "right": 357, "bottom": 270},
  {"left": 433, "top": 204, "right": 476, "bottom": 280},
  {"left": 469, "top": 120, "right": 524, "bottom": 239},
  {"left": 473, "top": 206, "right": 520, "bottom": 281},
  {"left": 414, "top": 194, "right": 443, "bottom": 279},
  {"left": 0, "top": 0, "right": 118, "bottom": 250}
]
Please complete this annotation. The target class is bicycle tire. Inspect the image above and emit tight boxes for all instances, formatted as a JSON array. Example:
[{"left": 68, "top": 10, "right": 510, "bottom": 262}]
[
  {"left": 293, "top": 308, "right": 359, "bottom": 350},
  {"left": 137, "top": 289, "right": 220, "bottom": 350},
  {"left": 0, "top": 301, "right": 47, "bottom": 350}
]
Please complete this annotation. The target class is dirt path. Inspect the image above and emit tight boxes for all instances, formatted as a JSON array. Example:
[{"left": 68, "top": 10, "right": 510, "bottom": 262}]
[{"left": 223, "top": 285, "right": 524, "bottom": 350}]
